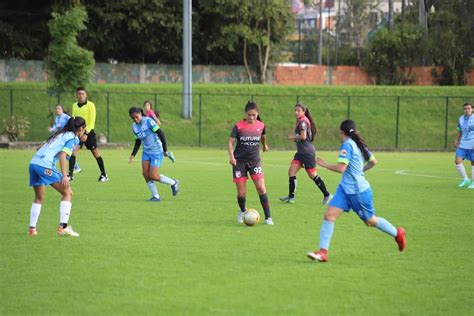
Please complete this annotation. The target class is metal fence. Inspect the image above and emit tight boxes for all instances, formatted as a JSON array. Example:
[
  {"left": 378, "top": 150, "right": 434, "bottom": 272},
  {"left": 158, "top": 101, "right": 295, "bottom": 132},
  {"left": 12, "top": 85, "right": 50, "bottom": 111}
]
[{"left": 0, "top": 88, "right": 472, "bottom": 151}]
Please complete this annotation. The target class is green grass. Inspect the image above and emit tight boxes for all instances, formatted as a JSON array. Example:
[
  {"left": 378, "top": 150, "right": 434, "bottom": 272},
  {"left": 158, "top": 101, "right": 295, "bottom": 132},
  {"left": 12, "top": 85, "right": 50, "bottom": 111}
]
[
  {"left": 0, "top": 148, "right": 473, "bottom": 314},
  {"left": 0, "top": 83, "right": 473, "bottom": 149}
]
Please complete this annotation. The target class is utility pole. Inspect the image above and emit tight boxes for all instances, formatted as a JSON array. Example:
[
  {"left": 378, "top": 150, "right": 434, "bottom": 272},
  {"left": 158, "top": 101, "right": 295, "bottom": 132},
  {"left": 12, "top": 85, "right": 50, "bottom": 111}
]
[
  {"left": 182, "top": 0, "right": 192, "bottom": 118},
  {"left": 318, "top": 0, "right": 323, "bottom": 65}
]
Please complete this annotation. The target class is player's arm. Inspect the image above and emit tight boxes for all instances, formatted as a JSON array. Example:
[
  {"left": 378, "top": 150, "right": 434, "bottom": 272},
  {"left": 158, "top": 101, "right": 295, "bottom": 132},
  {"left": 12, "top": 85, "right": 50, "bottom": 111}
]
[
  {"left": 261, "top": 127, "right": 268, "bottom": 152},
  {"left": 454, "top": 131, "right": 461, "bottom": 147},
  {"left": 228, "top": 137, "right": 237, "bottom": 166},
  {"left": 156, "top": 129, "right": 168, "bottom": 153},
  {"left": 363, "top": 155, "right": 377, "bottom": 172},
  {"left": 317, "top": 158, "right": 348, "bottom": 174},
  {"left": 129, "top": 139, "right": 142, "bottom": 163}
]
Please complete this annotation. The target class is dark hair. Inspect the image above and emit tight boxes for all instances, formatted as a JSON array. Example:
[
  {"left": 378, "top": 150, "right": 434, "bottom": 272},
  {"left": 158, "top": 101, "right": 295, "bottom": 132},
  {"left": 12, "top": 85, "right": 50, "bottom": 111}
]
[
  {"left": 76, "top": 87, "right": 86, "bottom": 92},
  {"left": 56, "top": 104, "right": 64, "bottom": 111},
  {"left": 129, "top": 106, "right": 144, "bottom": 117},
  {"left": 45, "top": 116, "right": 86, "bottom": 144},
  {"left": 463, "top": 102, "right": 472, "bottom": 108},
  {"left": 340, "top": 120, "right": 371, "bottom": 161},
  {"left": 244, "top": 101, "right": 262, "bottom": 121},
  {"left": 295, "top": 103, "right": 317, "bottom": 141},
  {"left": 144, "top": 100, "right": 160, "bottom": 117}
]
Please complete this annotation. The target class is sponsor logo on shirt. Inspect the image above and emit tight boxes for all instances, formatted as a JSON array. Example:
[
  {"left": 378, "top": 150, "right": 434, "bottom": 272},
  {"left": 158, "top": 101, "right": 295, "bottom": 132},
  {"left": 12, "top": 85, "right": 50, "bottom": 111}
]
[
  {"left": 239, "top": 136, "right": 260, "bottom": 146},
  {"left": 340, "top": 149, "right": 347, "bottom": 156}
]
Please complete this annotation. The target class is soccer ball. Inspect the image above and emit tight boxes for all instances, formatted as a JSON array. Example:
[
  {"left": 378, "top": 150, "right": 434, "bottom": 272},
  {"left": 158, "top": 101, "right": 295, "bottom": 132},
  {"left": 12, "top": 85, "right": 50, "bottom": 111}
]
[{"left": 243, "top": 209, "right": 260, "bottom": 226}]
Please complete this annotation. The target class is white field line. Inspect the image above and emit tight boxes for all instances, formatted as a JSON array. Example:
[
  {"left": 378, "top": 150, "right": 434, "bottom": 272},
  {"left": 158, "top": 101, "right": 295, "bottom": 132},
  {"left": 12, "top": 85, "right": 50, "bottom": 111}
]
[{"left": 394, "top": 169, "right": 458, "bottom": 180}]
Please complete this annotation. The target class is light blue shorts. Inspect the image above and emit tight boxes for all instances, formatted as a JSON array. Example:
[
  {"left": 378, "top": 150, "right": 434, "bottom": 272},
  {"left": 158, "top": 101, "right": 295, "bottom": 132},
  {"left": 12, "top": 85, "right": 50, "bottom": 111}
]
[
  {"left": 329, "top": 185, "right": 375, "bottom": 221},
  {"left": 29, "top": 164, "right": 62, "bottom": 186},
  {"left": 142, "top": 152, "right": 164, "bottom": 168},
  {"left": 455, "top": 148, "right": 474, "bottom": 161}
]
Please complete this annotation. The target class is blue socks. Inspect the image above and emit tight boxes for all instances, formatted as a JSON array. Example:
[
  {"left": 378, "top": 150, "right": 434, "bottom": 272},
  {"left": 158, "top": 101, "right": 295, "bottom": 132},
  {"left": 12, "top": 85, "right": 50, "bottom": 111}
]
[
  {"left": 375, "top": 217, "right": 397, "bottom": 237},
  {"left": 319, "top": 220, "right": 335, "bottom": 250}
]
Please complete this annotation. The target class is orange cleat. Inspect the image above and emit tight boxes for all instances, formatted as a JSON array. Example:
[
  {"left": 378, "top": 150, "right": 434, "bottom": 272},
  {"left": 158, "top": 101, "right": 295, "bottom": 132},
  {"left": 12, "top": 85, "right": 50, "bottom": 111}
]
[
  {"left": 307, "top": 249, "right": 328, "bottom": 262},
  {"left": 395, "top": 227, "right": 406, "bottom": 252},
  {"left": 28, "top": 228, "right": 37, "bottom": 236}
]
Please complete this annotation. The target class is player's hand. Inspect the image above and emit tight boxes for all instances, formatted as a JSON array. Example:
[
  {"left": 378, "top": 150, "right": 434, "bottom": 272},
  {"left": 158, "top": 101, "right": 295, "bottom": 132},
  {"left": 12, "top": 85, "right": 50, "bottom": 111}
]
[
  {"left": 263, "top": 144, "right": 269, "bottom": 152},
  {"left": 48, "top": 127, "right": 54, "bottom": 133},
  {"left": 229, "top": 157, "right": 237, "bottom": 166},
  {"left": 80, "top": 134, "right": 88, "bottom": 142},
  {"left": 61, "top": 175, "right": 70, "bottom": 188},
  {"left": 129, "top": 155, "right": 135, "bottom": 164},
  {"left": 287, "top": 133, "right": 295, "bottom": 141},
  {"left": 316, "top": 157, "right": 326, "bottom": 167}
]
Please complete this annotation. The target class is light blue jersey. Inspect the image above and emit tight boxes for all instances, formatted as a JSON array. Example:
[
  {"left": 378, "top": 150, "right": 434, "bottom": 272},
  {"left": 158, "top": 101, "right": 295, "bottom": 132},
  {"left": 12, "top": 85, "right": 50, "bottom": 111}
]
[
  {"left": 51, "top": 113, "right": 71, "bottom": 132},
  {"left": 337, "top": 138, "right": 375, "bottom": 195},
  {"left": 132, "top": 117, "right": 163, "bottom": 155},
  {"left": 457, "top": 114, "right": 474, "bottom": 149},
  {"left": 30, "top": 132, "right": 79, "bottom": 169}
]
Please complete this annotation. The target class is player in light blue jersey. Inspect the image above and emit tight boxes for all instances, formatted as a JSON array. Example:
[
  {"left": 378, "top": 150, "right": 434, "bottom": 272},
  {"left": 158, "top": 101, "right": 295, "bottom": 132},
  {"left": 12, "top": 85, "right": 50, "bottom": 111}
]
[
  {"left": 454, "top": 103, "right": 474, "bottom": 189},
  {"left": 28, "top": 116, "right": 86, "bottom": 237},
  {"left": 307, "top": 120, "right": 406, "bottom": 262},
  {"left": 128, "top": 107, "right": 178, "bottom": 201},
  {"left": 48, "top": 105, "right": 82, "bottom": 173}
]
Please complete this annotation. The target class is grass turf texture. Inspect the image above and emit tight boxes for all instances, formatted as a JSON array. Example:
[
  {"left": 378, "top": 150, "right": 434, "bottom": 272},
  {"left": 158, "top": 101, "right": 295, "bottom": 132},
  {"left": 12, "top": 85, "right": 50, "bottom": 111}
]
[
  {"left": 0, "top": 148, "right": 472, "bottom": 315},
  {"left": 0, "top": 83, "right": 473, "bottom": 150}
]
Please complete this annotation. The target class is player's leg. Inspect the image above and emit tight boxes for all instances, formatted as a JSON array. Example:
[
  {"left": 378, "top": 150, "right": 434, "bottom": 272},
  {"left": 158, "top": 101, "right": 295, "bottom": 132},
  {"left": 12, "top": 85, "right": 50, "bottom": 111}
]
[
  {"left": 28, "top": 185, "right": 45, "bottom": 235},
  {"left": 142, "top": 159, "right": 160, "bottom": 201},
  {"left": 252, "top": 178, "right": 273, "bottom": 225},
  {"left": 236, "top": 181, "right": 247, "bottom": 224},
  {"left": 280, "top": 160, "right": 301, "bottom": 203},
  {"left": 307, "top": 205, "right": 343, "bottom": 262},
  {"left": 68, "top": 146, "right": 80, "bottom": 180},
  {"left": 148, "top": 153, "right": 178, "bottom": 196},
  {"left": 50, "top": 181, "right": 78, "bottom": 237},
  {"left": 455, "top": 150, "right": 470, "bottom": 187},
  {"left": 469, "top": 158, "right": 474, "bottom": 189},
  {"left": 86, "top": 131, "right": 108, "bottom": 181},
  {"left": 306, "top": 162, "right": 331, "bottom": 204}
]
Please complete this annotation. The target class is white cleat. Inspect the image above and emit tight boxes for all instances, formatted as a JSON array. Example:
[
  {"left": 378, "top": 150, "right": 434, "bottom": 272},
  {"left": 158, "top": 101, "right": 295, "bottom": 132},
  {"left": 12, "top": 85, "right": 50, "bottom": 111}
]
[
  {"left": 57, "top": 226, "right": 80, "bottom": 237},
  {"left": 237, "top": 211, "right": 245, "bottom": 224},
  {"left": 265, "top": 218, "right": 274, "bottom": 225}
]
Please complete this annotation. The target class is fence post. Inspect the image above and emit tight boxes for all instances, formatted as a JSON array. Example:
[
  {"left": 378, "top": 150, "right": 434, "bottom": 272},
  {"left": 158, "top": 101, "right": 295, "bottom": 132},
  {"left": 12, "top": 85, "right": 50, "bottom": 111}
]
[
  {"left": 57, "top": 92, "right": 60, "bottom": 105},
  {"left": 395, "top": 96, "right": 400, "bottom": 148},
  {"left": 296, "top": 95, "right": 300, "bottom": 103},
  {"left": 106, "top": 92, "right": 110, "bottom": 141},
  {"left": 444, "top": 96, "right": 449, "bottom": 149},
  {"left": 10, "top": 88, "right": 13, "bottom": 115},
  {"left": 198, "top": 94, "right": 202, "bottom": 147},
  {"left": 347, "top": 96, "right": 351, "bottom": 119},
  {"left": 154, "top": 93, "right": 157, "bottom": 108},
  {"left": 250, "top": 95, "right": 254, "bottom": 102}
]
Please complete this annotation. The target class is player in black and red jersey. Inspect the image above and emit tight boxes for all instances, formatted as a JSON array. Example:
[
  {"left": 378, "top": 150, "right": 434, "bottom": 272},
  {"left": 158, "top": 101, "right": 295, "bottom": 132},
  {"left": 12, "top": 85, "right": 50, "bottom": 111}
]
[
  {"left": 228, "top": 101, "right": 274, "bottom": 225},
  {"left": 280, "top": 103, "right": 332, "bottom": 204}
]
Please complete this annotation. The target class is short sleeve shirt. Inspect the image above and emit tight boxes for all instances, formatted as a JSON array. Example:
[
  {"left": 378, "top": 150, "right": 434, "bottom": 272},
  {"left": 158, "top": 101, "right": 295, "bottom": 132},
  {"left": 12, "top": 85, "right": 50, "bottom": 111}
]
[
  {"left": 132, "top": 117, "right": 163, "bottom": 155},
  {"left": 457, "top": 114, "right": 474, "bottom": 149},
  {"left": 295, "top": 116, "right": 315, "bottom": 154},
  {"left": 230, "top": 119, "right": 265, "bottom": 162}
]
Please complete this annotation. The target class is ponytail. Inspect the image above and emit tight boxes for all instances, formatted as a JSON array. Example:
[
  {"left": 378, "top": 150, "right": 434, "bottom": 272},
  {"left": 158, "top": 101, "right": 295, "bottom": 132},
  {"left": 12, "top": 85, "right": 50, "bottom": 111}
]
[
  {"left": 45, "top": 116, "right": 86, "bottom": 144},
  {"left": 129, "top": 106, "right": 145, "bottom": 117},
  {"left": 244, "top": 101, "right": 263, "bottom": 122},
  {"left": 295, "top": 103, "right": 317, "bottom": 142},
  {"left": 340, "top": 120, "right": 371, "bottom": 161}
]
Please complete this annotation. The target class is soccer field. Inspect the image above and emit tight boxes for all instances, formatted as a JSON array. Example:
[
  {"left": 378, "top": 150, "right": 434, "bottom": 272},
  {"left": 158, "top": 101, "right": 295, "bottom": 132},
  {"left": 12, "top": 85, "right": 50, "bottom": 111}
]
[{"left": 0, "top": 148, "right": 472, "bottom": 315}]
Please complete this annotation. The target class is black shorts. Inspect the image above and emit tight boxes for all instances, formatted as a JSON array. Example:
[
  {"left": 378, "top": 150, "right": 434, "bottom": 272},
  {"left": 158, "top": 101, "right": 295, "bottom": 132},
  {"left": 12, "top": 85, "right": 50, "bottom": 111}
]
[
  {"left": 232, "top": 160, "right": 264, "bottom": 183},
  {"left": 292, "top": 152, "right": 316, "bottom": 170},
  {"left": 83, "top": 129, "right": 98, "bottom": 150}
]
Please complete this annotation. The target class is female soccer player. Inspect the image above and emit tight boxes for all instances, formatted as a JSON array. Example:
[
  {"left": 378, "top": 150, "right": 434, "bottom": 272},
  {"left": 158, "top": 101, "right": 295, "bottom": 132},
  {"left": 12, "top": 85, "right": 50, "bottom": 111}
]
[
  {"left": 144, "top": 100, "right": 162, "bottom": 125},
  {"left": 228, "top": 101, "right": 273, "bottom": 225},
  {"left": 280, "top": 103, "right": 331, "bottom": 204},
  {"left": 28, "top": 116, "right": 86, "bottom": 237},
  {"left": 307, "top": 120, "right": 406, "bottom": 262},
  {"left": 454, "top": 102, "right": 474, "bottom": 189},
  {"left": 128, "top": 107, "right": 178, "bottom": 201}
]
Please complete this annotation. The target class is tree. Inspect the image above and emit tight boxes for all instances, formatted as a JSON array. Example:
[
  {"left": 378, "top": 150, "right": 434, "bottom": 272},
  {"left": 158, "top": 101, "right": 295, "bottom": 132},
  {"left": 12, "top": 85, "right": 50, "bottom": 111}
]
[
  {"left": 340, "top": 0, "right": 380, "bottom": 67},
  {"left": 46, "top": 4, "right": 95, "bottom": 92}
]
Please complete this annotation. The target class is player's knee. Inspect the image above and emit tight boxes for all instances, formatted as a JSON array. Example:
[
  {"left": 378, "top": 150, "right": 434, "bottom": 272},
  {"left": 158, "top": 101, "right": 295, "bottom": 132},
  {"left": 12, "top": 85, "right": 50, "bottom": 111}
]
[
  {"left": 34, "top": 196, "right": 44, "bottom": 204},
  {"left": 364, "top": 217, "right": 377, "bottom": 227}
]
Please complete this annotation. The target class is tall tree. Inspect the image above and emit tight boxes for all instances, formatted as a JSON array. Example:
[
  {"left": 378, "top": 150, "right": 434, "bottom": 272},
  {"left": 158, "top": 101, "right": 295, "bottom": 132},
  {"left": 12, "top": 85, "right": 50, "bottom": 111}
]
[{"left": 46, "top": 4, "right": 95, "bottom": 92}]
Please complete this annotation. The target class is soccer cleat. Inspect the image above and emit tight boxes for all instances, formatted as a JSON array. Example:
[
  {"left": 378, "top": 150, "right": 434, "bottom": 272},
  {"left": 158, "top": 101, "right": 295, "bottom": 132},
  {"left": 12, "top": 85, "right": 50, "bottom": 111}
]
[
  {"left": 322, "top": 193, "right": 333, "bottom": 205},
  {"left": 468, "top": 183, "right": 474, "bottom": 189},
  {"left": 237, "top": 211, "right": 245, "bottom": 224},
  {"left": 458, "top": 179, "right": 471, "bottom": 188},
  {"left": 74, "top": 165, "right": 81, "bottom": 173},
  {"left": 98, "top": 174, "right": 109, "bottom": 182},
  {"left": 395, "top": 227, "right": 406, "bottom": 252},
  {"left": 28, "top": 228, "right": 37, "bottom": 236},
  {"left": 279, "top": 196, "right": 295, "bottom": 204},
  {"left": 57, "top": 226, "right": 79, "bottom": 237},
  {"left": 265, "top": 217, "right": 274, "bottom": 225},
  {"left": 148, "top": 196, "right": 161, "bottom": 202},
  {"left": 167, "top": 151, "right": 176, "bottom": 163},
  {"left": 307, "top": 250, "right": 328, "bottom": 262},
  {"left": 67, "top": 174, "right": 74, "bottom": 182},
  {"left": 171, "top": 179, "right": 179, "bottom": 196}
]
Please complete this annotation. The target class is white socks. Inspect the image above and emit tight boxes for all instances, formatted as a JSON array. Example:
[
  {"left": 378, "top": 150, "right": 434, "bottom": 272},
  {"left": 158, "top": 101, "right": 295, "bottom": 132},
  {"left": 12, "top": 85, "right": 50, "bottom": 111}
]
[
  {"left": 147, "top": 181, "right": 159, "bottom": 198},
  {"left": 456, "top": 163, "right": 468, "bottom": 180},
  {"left": 59, "top": 201, "right": 72, "bottom": 224},
  {"left": 29, "top": 203, "right": 42, "bottom": 228},
  {"left": 159, "top": 174, "right": 175, "bottom": 186}
]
